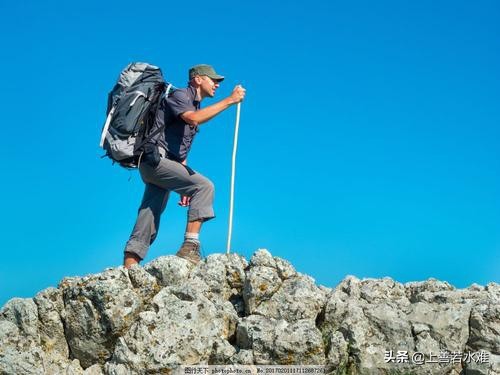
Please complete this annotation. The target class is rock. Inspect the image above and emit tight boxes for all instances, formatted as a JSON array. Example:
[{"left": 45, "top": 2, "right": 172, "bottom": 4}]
[
  {"left": 34, "top": 287, "right": 69, "bottom": 358},
  {"left": 243, "top": 265, "right": 282, "bottom": 315},
  {"left": 231, "top": 349, "right": 254, "bottom": 365},
  {"left": 250, "top": 249, "right": 277, "bottom": 268},
  {"left": 236, "top": 315, "right": 325, "bottom": 365},
  {"left": 0, "top": 249, "right": 498, "bottom": 374},
  {"left": 83, "top": 363, "right": 105, "bottom": 374},
  {"left": 126, "top": 265, "right": 161, "bottom": 302},
  {"left": 189, "top": 253, "right": 248, "bottom": 301},
  {"left": 0, "top": 319, "right": 44, "bottom": 375},
  {"left": 468, "top": 284, "right": 500, "bottom": 353},
  {"left": 105, "top": 284, "right": 229, "bottom": 373},
  {"left": 252, "top": 274, "right": 326, "bottom": 322},
  {"left": 243, "top": 250, "right": 311, "bottom": 320},
  {"left": 209, "top": 337, "right": 238, "bottom": 364},
  {"left": 0, "top": 297, "right": 40, "bottom": 341},
  {"left": 320, "top": 276, "right": 500, "bottom": 374},
  {"left": 59, "top": 268, "right": 143, "bottom": 368},
  {"left": 0, "top": 318, "right": 85, "bottom": 375},
  {"left": 143, "top": 255, "right": 193, "bottom": 287},
  {"left": 325, "top": 331, "right": 349, "bottom": 371},
  {"left": 465, "top": 283, "right": 500, "bottom": 375},
  {"left": 323, "top": 278, "right": 437, "bottom": 373}
]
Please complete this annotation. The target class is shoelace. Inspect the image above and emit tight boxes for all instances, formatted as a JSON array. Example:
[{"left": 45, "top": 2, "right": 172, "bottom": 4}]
[{"left": 184, "top": 241, "right": 201, "bottom": 256}]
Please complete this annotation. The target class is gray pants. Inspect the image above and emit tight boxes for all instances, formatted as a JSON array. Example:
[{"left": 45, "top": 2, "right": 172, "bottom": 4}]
[{"left": 124, "top": 157, "right": 215, "bottom": 260}]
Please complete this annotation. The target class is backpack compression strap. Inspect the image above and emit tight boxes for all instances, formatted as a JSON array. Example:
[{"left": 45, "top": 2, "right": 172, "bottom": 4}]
[{"left": 99, "top": 107, "right": 115, "bottom": 148}]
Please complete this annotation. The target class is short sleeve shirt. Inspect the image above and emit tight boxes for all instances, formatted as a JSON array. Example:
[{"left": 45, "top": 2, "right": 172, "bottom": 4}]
[{"left": 153, "top": 85, "right": 200, "bottom": 161}]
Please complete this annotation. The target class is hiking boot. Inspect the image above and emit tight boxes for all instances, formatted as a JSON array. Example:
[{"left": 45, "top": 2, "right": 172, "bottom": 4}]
[{"left": 175, "top": 241, "right": 201, "bottom": 264}]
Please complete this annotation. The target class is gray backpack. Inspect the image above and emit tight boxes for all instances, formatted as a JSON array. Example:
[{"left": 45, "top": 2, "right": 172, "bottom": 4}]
[{"left": 99, "top": 62, "right": 174, "bottom": 168}]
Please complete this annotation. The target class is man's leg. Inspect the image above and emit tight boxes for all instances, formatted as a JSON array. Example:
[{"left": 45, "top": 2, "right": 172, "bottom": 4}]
[
  {"left": 141, "top": 158, "right": 215, "bottom": 263},
  {"left": 175, "top": 175, "right": 214, "bottom": 263},
  {"left": 186, "top": 220, "right": 202, "bottom": 233},
  {"left": 123, "top": 183, "right": 169, "bottom": 268}
]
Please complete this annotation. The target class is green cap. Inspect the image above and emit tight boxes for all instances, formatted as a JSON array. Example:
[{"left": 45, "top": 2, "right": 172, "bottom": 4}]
[{"left": 189, "top": 64, "right": 225, "bottom": 82}]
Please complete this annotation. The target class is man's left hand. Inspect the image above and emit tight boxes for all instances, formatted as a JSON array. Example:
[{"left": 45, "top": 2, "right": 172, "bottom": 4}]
[{"left": 178, "top": 195, "right": 191, "bottom": 207}]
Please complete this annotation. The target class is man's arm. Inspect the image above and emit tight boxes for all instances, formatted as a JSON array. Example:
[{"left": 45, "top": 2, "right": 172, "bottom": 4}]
[{"left": 181, "top": 85, "right": 245, "bottom": 126}]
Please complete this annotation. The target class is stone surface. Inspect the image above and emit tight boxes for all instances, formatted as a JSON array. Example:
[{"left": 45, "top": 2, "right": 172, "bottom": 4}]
[
  {"left": 59, "top": 268, "right": 143, "bottom": 368},
  {"left": 236, "top": 315, "right": 325, "bottom": 365},
  {"left": 34, "top": 287, "right": 70, "bottom": 359},
  {"left": 0, "top": 249, "right": 498, "bottom": 375}
]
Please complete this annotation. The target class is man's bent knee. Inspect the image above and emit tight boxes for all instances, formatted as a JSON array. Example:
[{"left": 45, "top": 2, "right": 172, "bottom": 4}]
[{"left": 198, "top": 178, "right": 215, "bottom": 196}]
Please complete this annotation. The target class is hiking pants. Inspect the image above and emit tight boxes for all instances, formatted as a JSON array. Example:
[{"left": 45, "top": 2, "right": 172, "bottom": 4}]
[{"left": 124, "top": 157, "right": 215, "bottom": 260}]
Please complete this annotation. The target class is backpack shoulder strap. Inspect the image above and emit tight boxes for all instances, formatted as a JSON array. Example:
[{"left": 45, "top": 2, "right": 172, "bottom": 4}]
[{"left": 134, "top": 84, "right": 176, "bottom": 151}]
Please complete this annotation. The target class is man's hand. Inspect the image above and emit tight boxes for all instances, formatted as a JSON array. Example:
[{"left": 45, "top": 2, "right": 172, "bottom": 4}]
[
  {"left": 178, "top": 195, "right": 191, "bottom": 207},
  {"left": 229, "top": 85, "right": 246, "bottom": 104}
]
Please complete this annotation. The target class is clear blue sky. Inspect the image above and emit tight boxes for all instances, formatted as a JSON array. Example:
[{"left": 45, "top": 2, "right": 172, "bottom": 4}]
[{"left": 0, "top": 0, "right": 498, "bottom": 307}]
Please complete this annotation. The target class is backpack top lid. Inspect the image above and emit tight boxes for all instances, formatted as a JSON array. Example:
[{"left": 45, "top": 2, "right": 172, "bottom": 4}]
[{"left": 118, "top": 62, "right": 162, "bottom": 88}]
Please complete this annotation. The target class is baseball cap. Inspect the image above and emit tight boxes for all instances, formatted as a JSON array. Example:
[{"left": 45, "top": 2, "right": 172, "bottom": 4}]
[{"left": 189, "top": 64, "right": 225, "bottom": 82}]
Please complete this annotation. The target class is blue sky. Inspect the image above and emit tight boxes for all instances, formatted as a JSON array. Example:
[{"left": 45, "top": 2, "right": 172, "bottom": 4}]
[{"left": 0, "top": 0, "right": 498, "bottom": 306}]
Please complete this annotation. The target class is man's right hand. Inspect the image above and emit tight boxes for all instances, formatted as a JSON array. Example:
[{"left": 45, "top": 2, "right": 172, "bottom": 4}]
[{"left": 229, "top": 85, "right": 246, "bottom": 104}]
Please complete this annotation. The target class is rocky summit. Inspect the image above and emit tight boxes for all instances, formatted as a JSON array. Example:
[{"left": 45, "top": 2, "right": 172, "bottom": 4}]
[{"left": 0, "top": 249, "right": 498, "bottom": 375}]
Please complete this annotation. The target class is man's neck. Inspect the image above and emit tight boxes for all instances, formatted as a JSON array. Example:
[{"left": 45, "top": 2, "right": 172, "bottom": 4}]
[{"left": 189, "top": 83, "right": 203, "bottom": 102}]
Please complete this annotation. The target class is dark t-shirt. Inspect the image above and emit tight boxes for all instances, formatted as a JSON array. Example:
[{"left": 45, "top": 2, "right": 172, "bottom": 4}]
[{"left": 153, "top": 85, "right": 200, "bottom": 161}]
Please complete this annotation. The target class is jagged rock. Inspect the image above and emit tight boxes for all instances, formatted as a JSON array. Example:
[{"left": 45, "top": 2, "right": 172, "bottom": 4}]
[
  {"left": 324, "top": 331, "right": 349, "bottom": 371},
  {"left": 105, "top": 284, "right": 230, "bottom": 373},
  {"left": 0, "top": 318, "right": 44, "bottom": 375},
  {"left": 126, "top": 265, "right": 161, "bottom": 302},
  {"left": 230, "top": 349, "right": 254, "bottom": 365},
  {"left": 143, "top": 255, "right": 193, "bottom": 287},
  {"left": 463, "top": 283, "right": 500, "bottom": 375},
  {"left": 252, "top": 274, "right": 326, "bottom": 322},
  {"left": 243, "top": 249, "right": 324, "bottom": 322},
  {"left": 0, "top": 308, "right": 86, "bottom": 375},
  {"left": 189, "top": 253, "right": 248, "bottom": 301},
  {"left": 0, "top": 249, "right": 498, "bottom": 375},
  {"left": 320, "top": 276, "right": 499, "bottom": 374},
  {"left": 82, "top": 364, "right": 105, "bottom": 374},
  {"left": 243, "top": 264, "right": 282, "bottom": 315},
  {"left": 209, "top": 337, "right": 238, "bottom": 364},
  {"left": 34, "top": 287, "right": 69, "bottom": 359},
  {"left": 59, "top": 268, "right": 143, "bottom": 368},
  {"left": 250, "top": 249, "right": 277, "bottom": 268},
  {"left": 468, "top": 283, "right": 500, "bottom": 354},
  {"left": 236, "top": 315, "right": 325, "bottom": 365},
  {"left": 0, "top": 297, "right": 40, "bottom": 340}
]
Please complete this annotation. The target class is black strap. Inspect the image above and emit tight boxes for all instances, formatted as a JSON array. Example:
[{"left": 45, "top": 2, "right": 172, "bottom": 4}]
[
  {"left": 134, "top": 86, "right": 167, "bottom": 151},
  {"left": 135, "top": 122, "right": 165, "bottom": 151}
]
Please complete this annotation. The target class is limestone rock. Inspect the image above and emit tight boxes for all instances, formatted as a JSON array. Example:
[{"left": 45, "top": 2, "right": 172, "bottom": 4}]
[
  {"left": 0, "top": 297, "right": 40, "bottom": 341},
  {"left": 105, "top": 284, "right": 229, "bottom": 373},
  {"left": 34, "top": 287, "right": 69, "bottom": 359},
  {"left": 143, "top": 255, "right": 193, "bottom": 287},
  {"left": 0, "top": 249, "right": 498, "bottom": 375},
  {"left": 252, "top": 274, "right": 326, "bottom": 322},
  {"left": 236, "top": 315, "right": 325, "bottom": 365},
  {"left": 59, "top": 268, "right": 143, "bottom": 368},
  {"left": 320, "top": 276, "right": 499, "bottom": 374}
]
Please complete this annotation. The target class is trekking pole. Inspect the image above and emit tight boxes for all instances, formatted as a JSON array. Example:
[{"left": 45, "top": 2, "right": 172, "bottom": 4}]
[{"left": 226, "top": 100, "right": 241, "bottom": 254}]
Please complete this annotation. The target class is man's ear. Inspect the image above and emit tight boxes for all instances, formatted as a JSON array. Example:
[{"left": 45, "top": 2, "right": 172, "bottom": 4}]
[{"left": 193, "top": 75, "right": 203, "bottom": 85}]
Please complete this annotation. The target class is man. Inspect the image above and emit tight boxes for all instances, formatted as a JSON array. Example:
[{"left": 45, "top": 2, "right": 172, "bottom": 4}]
[{"left": 123, "top": 64, "right": 245, "bottom": 268}]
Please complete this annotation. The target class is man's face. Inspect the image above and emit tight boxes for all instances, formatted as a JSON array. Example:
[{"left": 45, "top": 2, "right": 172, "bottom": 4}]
[{"left": 199, "top": 75, "right": 220, "bottom": 98}]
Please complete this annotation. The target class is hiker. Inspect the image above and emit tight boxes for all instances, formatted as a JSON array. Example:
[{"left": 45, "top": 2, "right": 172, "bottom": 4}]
[{"left": 123, "top": 64, "right": 246, "bottom": 268}]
